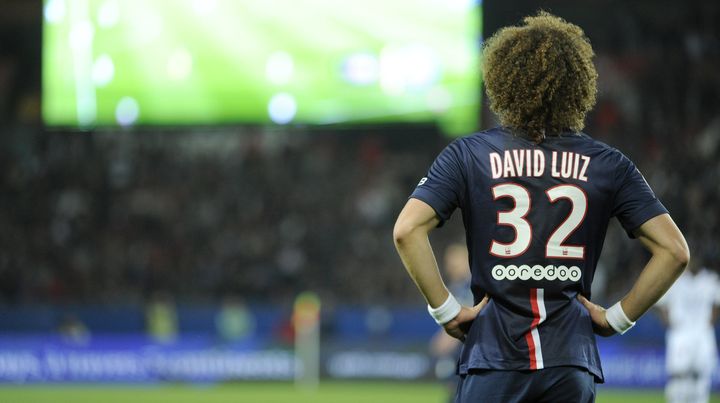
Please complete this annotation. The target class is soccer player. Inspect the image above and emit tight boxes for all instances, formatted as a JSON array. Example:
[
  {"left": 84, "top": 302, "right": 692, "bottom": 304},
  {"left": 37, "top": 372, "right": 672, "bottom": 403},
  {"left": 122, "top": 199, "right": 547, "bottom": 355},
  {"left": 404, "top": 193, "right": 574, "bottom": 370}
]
[
  {"left": 656, "top": 260, "right": 720, "bottom": 403},
  {"left": 393, "top": 12, "right": 689, "bottom": 403}
]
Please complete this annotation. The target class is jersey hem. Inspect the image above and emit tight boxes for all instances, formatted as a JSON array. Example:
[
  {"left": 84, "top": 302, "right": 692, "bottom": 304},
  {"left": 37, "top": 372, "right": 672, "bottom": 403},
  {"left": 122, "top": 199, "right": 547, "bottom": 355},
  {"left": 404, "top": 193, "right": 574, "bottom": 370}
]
[{"left": 458, "top": 359, "right": 604, "bottom": 383}]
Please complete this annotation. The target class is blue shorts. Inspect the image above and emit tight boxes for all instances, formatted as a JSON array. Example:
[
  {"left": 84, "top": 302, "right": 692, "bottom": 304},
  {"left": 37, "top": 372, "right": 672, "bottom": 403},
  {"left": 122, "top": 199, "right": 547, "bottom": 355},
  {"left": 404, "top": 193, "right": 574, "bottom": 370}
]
[{"left": 454, "top": 366, "right": 596, "bottom": 403}]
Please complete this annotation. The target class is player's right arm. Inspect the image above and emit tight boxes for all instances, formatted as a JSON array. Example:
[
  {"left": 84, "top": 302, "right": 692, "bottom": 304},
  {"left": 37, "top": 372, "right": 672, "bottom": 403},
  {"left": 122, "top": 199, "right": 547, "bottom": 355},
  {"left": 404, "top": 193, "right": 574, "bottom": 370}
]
[
  {"left": 393, "top": 198, "right": 488, "bottom": 341},
  {"left": 579, "top": 213, "right": 689, "bottom": 336}
]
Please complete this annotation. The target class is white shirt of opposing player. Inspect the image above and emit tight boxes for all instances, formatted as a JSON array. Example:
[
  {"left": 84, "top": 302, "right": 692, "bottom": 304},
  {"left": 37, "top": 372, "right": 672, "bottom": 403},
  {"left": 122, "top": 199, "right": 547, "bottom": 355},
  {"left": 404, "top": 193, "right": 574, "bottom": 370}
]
[
  {"left": 660, "top": 268, "right": 720, "bottom": 382},
  {"left": 657, "top": 268, "right": 720, "bottom": 332}
]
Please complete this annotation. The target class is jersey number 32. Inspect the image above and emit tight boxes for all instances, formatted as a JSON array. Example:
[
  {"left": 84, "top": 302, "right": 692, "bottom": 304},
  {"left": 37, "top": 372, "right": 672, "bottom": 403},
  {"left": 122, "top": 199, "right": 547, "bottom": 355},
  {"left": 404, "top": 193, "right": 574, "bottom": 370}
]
[{"left": 490, "top": 183, "right": 587, "bottom": 259}]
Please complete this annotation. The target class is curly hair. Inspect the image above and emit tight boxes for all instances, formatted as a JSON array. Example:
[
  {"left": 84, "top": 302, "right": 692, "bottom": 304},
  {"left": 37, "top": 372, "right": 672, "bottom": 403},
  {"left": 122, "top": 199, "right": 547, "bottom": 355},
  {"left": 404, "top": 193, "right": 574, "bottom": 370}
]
[{"left": 482, "top": 11, "right": 598, "bottom": 143}]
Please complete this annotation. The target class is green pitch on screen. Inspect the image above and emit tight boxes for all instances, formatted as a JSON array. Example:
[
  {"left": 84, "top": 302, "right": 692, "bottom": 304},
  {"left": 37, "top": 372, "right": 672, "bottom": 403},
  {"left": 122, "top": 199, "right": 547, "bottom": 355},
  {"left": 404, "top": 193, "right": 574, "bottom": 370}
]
[{"left": 43, "top": 0, "right": 482, "bottom": 135}]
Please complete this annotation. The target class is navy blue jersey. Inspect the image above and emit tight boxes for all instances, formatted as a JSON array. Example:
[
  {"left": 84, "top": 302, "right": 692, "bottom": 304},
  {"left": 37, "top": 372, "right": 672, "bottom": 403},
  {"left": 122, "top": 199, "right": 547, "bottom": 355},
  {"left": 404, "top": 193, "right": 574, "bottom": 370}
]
[{"left": 410, "top": 127, "right": 668, "bottom": 382}]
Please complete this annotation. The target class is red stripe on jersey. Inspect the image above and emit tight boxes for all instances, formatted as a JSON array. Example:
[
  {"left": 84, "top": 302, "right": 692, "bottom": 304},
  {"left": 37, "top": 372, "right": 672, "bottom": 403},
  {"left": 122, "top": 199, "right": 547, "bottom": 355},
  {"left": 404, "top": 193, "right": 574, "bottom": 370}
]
[
  {"left": 525, "top": 330, "right": 537, "bottom": 370},
  {"left": 526, "top": 288, "right": 542, "bottom": 370}
]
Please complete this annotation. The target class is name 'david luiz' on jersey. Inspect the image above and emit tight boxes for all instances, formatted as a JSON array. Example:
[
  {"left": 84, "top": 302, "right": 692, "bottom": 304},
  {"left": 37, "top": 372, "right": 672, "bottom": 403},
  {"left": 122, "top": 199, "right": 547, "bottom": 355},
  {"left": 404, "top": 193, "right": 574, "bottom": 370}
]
[{"left": 489, "top": 150, "right": 590, "bottom": 181}]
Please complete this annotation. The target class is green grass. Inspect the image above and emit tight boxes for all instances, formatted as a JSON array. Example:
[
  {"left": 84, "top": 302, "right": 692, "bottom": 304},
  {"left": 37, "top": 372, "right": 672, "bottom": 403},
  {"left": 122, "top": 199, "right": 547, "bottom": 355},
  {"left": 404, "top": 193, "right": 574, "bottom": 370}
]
[{"left": 1, "top": 382, "right": 719, "bottom": 403}]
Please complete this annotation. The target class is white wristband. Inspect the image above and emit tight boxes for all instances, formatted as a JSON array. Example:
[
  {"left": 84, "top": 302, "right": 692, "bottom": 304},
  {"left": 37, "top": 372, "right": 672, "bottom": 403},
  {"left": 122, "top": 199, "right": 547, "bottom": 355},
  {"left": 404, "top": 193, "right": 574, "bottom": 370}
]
[
  {"left": 428, "top": 293, "right": 462, "bottom": 325},
  {"left": 605, "top": 301, "right": 636, "bottom": 335}
]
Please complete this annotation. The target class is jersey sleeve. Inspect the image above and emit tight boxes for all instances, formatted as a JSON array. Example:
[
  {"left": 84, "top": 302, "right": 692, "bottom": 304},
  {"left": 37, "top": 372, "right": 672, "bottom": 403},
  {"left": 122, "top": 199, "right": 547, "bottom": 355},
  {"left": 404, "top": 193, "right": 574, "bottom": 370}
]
[
  {"left": 611, "top": 152, "right": 668, "bottom": 237},
  {"left": 410, "top": 140, "right": 466, "bottom": 227}
]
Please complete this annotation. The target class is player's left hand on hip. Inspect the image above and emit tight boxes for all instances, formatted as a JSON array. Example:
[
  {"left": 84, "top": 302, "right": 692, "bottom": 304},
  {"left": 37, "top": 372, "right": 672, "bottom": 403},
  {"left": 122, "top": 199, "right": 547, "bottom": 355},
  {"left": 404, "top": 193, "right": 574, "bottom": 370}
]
[
  {"left": 577, "top": 294, "right": 616, "bottom": 337},
  {"left": 443, "top": 295, "right": 490, "bottom": 342}
]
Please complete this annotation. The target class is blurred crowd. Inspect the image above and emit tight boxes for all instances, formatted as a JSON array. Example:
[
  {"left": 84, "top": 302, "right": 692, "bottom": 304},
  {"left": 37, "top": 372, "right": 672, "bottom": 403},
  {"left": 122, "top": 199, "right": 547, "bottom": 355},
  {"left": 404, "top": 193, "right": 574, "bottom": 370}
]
[
  {"left": 581, "top": 0, "right": 720, "bottom": 301},
  {"left": 0, "top": 127, "right": 456, "bottom": 306},
  {"left": 1, "top": 0, "right": 719, "bottom": 307}
]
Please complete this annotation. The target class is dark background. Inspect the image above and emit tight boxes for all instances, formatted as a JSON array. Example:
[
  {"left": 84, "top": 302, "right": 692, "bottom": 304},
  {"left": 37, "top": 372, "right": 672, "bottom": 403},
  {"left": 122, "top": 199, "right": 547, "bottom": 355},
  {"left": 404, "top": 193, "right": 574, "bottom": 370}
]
[{"left": 0, "top": 0, "right": 718, "bottom": 318}]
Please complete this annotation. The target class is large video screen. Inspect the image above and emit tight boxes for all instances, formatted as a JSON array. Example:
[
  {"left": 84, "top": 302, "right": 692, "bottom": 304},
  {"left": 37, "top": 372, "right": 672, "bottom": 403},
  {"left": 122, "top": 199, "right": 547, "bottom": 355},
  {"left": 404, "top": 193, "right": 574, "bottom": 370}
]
[{"left": 42, "top": 0, "right": 481, "bottom": 134}]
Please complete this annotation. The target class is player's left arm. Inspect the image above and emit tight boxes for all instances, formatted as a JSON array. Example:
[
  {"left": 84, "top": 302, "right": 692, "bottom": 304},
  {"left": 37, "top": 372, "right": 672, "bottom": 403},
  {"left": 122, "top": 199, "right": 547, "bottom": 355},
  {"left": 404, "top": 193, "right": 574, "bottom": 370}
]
[
  {"left": 579, "top": 213, "right": 689, "bottom": 336},
  {"left": 393, "top": 198, "right": 487, "bottom": 341},
  {"left": 619, "top": 214, "right": 689, "bottom": 319}
]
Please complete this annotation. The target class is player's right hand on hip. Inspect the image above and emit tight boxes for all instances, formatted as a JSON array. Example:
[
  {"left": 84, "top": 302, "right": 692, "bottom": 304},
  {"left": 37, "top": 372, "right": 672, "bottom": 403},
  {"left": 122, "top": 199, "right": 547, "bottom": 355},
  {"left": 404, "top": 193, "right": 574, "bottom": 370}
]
[
  {"left": 577, "top": 294, "right": 616, "bottom": 337},
  {"left": 443, "top": 295, "right": 490, "bottom": 342}
]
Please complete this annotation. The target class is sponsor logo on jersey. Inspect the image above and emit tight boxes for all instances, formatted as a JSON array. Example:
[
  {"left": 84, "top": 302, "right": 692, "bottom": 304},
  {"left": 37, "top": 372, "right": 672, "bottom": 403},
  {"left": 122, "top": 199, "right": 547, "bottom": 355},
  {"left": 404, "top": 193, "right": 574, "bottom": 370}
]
[
  {"left": 417, "top": 177, "right": 428, "bottom": 186},
  {"left": 491, "top": 264, "right": 582, "bottom": 282}
]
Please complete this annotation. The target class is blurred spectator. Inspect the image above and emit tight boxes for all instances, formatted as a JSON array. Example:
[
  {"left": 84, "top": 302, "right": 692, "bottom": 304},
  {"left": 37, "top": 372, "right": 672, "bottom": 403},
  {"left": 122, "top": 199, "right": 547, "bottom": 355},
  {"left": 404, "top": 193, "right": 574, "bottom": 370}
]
[
  {"left": 57, "top": 313, "right": 91, "bottom": 345},
  {"left": 215, "top": 295, "right": 256, "bottom": 344},
  {"left": 146, "top": 291, "right": 178, "bottom": 343}
]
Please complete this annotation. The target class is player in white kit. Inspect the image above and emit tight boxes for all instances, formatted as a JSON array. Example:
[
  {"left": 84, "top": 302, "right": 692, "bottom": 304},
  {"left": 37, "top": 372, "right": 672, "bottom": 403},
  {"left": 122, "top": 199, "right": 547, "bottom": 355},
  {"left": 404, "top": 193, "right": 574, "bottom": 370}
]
[{"left": 657, "top": 261, "right": 720, "bottom": 403}]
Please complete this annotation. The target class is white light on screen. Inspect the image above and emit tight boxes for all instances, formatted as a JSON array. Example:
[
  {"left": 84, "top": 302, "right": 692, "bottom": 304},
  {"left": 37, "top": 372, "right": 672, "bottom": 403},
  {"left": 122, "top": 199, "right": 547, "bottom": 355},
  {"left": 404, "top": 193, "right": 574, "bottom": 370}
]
[
  {"left": 69, "top": 21, "right": 94, "bottom": 51},
  {"left": 115, "top": 97, "right": 140, "bottom": 126},
  {"left": 44, "top": 0, "right": 66, "bottom": 24},
  {"left": 341, "top": 53, "right": 379, "bottom": 86},
  {"left": 191, "top": 0, "right": 218, "bottom": 16},
  {"left": 445, "top": 0, "right": 478, "bottom": 11},
  {"left": 426, "top": 86, "right": 453, "bottom": 113},
  {"left": 92, "top": 54, "right": 115, "bottom": 87},
  {"left": 380, "top": 44, "right": 441, "bottom": 96},
  {"left": 97, "top": 0, "right": 120, "bottom": 28},
  {"left": 166, "top": 48, "right": 193, "bottom": 81},
  {"left": 130, "top": 10, "right": 164, "bottom": 45},
  {"left": 268, "top": 93, "right": 297, "bottom": 124},
  {"left": 265, "top": 51, "right": 294, "bottom": 86}
]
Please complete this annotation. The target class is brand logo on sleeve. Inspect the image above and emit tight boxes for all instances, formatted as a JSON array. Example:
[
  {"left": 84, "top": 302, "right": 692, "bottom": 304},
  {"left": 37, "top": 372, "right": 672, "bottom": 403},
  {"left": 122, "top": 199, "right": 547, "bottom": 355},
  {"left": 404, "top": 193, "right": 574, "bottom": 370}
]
[
  {"left": 491, "top": 264, "right": 582, "bottom": 282},
  {"left": 417, "top": 177, "right": 428, "bottom": 186}
]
